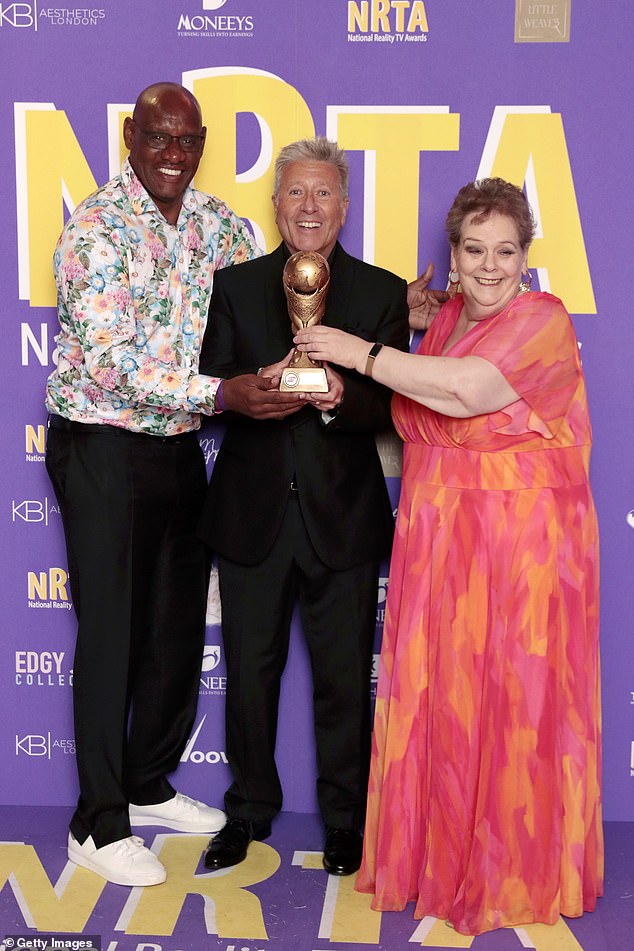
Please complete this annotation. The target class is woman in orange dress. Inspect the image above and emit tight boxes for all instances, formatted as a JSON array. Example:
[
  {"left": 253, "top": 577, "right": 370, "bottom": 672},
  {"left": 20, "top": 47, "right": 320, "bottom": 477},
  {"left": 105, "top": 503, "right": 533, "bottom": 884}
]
[{"left": 294, "top": 178, "right": 602, "bottom": 935}]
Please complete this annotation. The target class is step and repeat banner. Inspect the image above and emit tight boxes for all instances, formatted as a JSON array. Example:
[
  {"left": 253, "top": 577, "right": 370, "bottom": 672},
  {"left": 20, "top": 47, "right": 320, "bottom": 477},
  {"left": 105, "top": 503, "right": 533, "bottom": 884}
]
[{"left": 1, "top": 0, "right": 632, "bottom": 823}]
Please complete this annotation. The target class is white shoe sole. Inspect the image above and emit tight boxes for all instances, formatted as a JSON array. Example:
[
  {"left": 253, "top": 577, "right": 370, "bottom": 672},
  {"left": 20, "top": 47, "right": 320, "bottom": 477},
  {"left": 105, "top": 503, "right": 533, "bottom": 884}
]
[
  {"left": 129, "top": 811, "right": 226, "bottom": 834},
  {"left": 67, "top": 841, "right": 167, "bottom": 886}
]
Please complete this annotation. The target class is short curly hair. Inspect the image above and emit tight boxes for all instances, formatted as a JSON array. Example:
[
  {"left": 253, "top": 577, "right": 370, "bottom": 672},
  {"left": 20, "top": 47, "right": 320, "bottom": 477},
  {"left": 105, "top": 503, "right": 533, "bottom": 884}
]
[{"left": 445, "top": 178, "right": 536, "bottom": 250}]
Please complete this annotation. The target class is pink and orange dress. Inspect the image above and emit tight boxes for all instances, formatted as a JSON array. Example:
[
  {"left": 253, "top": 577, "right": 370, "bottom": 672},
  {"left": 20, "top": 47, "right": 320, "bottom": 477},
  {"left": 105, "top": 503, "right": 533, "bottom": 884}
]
[{"left": 357, "top": 292, "right": 603, "bottom": 935}]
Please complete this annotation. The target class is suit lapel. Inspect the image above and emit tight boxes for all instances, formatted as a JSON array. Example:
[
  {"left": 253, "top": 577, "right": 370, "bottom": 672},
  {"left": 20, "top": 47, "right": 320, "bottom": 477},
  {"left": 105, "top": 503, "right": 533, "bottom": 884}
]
[
  {"left": 263, "top": 244, "right": 295, "bottom": 359},
  {"left": 324, "top": 243, "right": 356, "bottom": 332}
]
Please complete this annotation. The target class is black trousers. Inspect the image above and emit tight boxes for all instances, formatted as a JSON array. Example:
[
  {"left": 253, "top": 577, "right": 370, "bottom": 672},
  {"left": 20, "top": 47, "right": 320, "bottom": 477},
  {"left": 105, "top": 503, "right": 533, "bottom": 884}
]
[
  {"left": 46, "top": 418, "right": 208, "bottom": 848},
  {"left": 218, "top": 493, "right": 378, "bottom": 831}
]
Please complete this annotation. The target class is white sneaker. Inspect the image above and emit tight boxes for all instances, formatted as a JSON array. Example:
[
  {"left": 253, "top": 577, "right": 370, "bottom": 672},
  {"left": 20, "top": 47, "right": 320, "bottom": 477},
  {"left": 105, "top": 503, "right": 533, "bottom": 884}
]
[
  {"left": 67, "top": 832, "right": 166, "bottom": 886},
  {"left": 129, "top": 792, "right": 226, "bottom": 834}
]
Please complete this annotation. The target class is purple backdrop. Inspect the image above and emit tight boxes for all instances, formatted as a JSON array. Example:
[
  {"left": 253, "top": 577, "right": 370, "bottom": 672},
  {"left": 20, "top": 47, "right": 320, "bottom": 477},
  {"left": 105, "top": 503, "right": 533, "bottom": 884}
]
[{"left": 1, "top": 0, "right": 632, "bottom": 825}]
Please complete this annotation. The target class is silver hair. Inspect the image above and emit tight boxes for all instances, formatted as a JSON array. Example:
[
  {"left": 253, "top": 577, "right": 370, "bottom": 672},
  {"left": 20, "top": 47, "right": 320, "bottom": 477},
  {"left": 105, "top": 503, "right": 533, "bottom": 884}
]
[{"left": 273, "top": 137, "right": 349, "bottom": 200}]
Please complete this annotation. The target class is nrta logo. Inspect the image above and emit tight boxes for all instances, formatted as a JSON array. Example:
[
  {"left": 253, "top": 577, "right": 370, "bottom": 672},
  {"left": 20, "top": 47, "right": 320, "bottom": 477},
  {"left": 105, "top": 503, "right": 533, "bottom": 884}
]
[
  {"left": 28, "top": 567, "right": 69, "bottom": 602},
  {"left": 202, "top": 645, "right": 221, "bottom": 672},
  {"left": 348, "top": 1, "right": 428, "bottom": 33},
  {"left": 25, "top": 423, "right": 46, "bottom": 456},
  {"left": 0, "top": 3, "right": 37, "bottom": 28}
]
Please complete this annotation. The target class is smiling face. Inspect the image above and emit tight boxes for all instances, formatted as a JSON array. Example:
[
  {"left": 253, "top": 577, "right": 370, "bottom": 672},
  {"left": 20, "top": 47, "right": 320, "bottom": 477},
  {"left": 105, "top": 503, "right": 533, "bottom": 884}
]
[
  {"left": 273, "top": 160, "right": 349, "bottom": 260},
  {"left": 452, "top": 211, "right": 528, "bottom": 321},
  {"left": 123, "top": 87, "right": 206, "bottom": 225}
]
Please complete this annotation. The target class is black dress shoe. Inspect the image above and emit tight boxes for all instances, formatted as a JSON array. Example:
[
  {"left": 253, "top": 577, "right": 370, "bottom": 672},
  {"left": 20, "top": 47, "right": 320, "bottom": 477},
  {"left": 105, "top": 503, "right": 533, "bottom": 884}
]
[
  {"left": 204, "top": 817, "right": 271, "bottom": 870},
  {"left": 322, "top": 827, "right": 363, "bottom": 876}
]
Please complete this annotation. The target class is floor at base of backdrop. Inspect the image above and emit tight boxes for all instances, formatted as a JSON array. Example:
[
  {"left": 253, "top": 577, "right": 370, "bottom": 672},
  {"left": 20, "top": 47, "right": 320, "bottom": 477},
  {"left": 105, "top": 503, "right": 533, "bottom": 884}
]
[{"left": 0, "top": 808, "right": 631, "bottom": 951}]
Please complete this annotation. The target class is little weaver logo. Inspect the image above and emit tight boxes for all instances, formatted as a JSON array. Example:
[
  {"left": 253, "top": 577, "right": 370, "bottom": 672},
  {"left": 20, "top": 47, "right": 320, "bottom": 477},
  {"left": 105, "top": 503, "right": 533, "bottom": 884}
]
[{"left": 515, "top": 0, "right": 571, "bottom": 43}]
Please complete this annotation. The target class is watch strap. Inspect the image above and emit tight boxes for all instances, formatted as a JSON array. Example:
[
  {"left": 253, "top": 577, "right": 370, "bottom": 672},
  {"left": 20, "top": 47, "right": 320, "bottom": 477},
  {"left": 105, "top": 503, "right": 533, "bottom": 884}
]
[{"left": 365, "top": 342, "right": 384, "bottom": 377}]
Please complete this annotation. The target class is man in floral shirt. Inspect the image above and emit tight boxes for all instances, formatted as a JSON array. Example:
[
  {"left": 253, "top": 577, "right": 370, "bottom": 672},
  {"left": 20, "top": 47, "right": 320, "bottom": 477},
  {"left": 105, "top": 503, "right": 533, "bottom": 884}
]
[{"left": 45, "top": 82, "right": 302, "bottom": 887}]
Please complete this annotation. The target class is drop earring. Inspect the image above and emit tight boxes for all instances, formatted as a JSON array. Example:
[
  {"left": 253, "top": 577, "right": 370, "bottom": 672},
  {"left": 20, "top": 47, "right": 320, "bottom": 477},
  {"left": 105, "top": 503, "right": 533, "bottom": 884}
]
[
  {"left": 519, "top": 271, "right": 533, "bottom": 294},
  {"left": 447, "top": 269, "right": 462, "bottom": 299}
]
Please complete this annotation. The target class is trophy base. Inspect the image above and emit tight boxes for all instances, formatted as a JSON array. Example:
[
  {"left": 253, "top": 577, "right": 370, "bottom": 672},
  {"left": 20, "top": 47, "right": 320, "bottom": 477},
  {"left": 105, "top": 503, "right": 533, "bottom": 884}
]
[{"left": 280, "top": 366, "right": 329, "bottom": 392}]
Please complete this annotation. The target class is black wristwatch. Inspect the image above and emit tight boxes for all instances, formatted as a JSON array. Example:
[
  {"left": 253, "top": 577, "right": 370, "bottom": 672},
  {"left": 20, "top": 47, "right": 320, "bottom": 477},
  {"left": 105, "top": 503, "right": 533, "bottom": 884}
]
[{"left": 364, "top": 342, "right": 384, "bottom": 377}]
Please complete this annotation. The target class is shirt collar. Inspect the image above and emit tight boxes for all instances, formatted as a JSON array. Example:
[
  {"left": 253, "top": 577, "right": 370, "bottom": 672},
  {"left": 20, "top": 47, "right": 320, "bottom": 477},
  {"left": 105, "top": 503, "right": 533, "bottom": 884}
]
[
  {"left": 281, "top": 241, "right": 340, "bottom": 266},
  {"left": 120, "top": 157, "right": 196, "bottom": 224}
]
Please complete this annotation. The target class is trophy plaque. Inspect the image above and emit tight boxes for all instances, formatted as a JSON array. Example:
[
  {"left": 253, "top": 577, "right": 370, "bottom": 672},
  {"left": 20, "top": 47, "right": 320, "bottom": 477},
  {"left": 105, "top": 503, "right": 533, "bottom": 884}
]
[{"left": 280, "top": 250, "right": 330, "bottom": 392}]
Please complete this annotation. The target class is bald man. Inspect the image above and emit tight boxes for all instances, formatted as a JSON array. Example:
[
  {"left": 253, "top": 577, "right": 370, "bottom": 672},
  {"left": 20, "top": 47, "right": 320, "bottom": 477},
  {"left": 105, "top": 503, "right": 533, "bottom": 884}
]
[{"left": 45, "top": 82, "right": 264, "bottom": 885}]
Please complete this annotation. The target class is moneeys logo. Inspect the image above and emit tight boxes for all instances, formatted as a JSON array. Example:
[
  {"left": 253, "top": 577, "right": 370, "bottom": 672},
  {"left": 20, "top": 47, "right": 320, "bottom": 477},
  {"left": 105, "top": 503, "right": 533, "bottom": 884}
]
[{"left": 202, "top": 645, "right": 221, "bottom": 672}]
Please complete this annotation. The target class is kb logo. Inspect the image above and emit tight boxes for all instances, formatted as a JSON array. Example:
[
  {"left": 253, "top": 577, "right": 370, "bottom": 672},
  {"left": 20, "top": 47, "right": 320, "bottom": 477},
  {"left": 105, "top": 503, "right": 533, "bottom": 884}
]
[
  {"left": 16, "top": 733, "right": 51, "bottom": 757},
  {"left": 0, "top": 2, "right": 37, "bottom": 28},
  {"left": 12, "top": 498, "right": 57, "bottom": 524}
]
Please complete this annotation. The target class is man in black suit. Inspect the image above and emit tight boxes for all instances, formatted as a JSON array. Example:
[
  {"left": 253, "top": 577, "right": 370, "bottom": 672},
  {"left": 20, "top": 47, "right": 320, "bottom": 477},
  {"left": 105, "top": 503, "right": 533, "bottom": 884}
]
[{"left": 199, "top": 137, "right": 409, "bottom": 875}]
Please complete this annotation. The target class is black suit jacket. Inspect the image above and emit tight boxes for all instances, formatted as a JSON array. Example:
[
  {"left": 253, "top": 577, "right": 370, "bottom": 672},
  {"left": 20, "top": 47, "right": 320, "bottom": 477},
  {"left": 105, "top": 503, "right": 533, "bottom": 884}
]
[{"left": 198, "top": 242, "right": 409, "bottom": 570}]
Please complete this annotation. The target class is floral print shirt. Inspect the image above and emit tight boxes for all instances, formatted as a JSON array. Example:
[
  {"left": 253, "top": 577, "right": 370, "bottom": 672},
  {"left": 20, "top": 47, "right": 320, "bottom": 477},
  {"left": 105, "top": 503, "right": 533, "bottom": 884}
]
[{"left": 46, "top": 159, "right": 260, "bottom": 435}]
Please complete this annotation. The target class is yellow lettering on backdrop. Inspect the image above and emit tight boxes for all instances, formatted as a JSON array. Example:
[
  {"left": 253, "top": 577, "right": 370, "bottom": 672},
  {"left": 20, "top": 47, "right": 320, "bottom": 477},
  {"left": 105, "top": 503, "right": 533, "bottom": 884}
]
[
  {"left": 348, "top": 1, "right": 368, "bottom": 31},
  {"left": 0, "top": 843, "right": 105, "bottom": 932},
  {"left": 184, "top": 68, "right": 315, "bottom": 252},
  {"left": 324, "top": 874, "right": 382, "bottom": 944},
  {"left": 391, "top": 1, "right": 411, "bottom": 31},
  {"left": 107, "top": 104, "right": 134, "bottom": 179},
  {"left": 519, "top": 919, "right": 586, "bottom": 950},
  {"left": 0, "top": 841, "right": 587, "bottom": 946},
  {"left": 477, "top": 108, "right": 596, "bottom": 314},
  {"left": 329, "top": 109, "right": 459, "bottom": 281},
  {"left": 303, "top": 858, "right": 587, "bottom": 950},
  {"left": 414, "top": 918, "right": 475, "bottom": 947},
  {"left": 25, "top": 423, "right": 46, "bottom": 454},
  {"left": 28, "top": 571, "right": 48, "bottom": 600},
  {"left": 15, "top": 96, "right": 592, "bottom": 314},
  {"left": 120, "top": 835, "right": 279, "bottom": 938},
  {"left": 16, "top": 106, "right": 97, "bottom": 308},
  {"left": 372, "top": 0, "right": 391, "bottom": 32},
  {"left": 409, "top": 916, "right": 585, "bottom": 948},
  {"left": 298, "top": 851, "right": 381, "bottom": 943},
  {"left": 407, "top": 1, "right": 429, "bottom": 31},
  {"left": 49, "top": 567, "right": 69, "bottom": 600}
]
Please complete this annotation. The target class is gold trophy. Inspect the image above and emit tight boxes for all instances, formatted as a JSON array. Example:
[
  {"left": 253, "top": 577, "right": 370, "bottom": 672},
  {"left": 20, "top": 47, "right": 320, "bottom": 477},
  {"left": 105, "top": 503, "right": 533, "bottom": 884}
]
[{"left": 280, "top": 250, "right": 330, "bottom": 392}]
